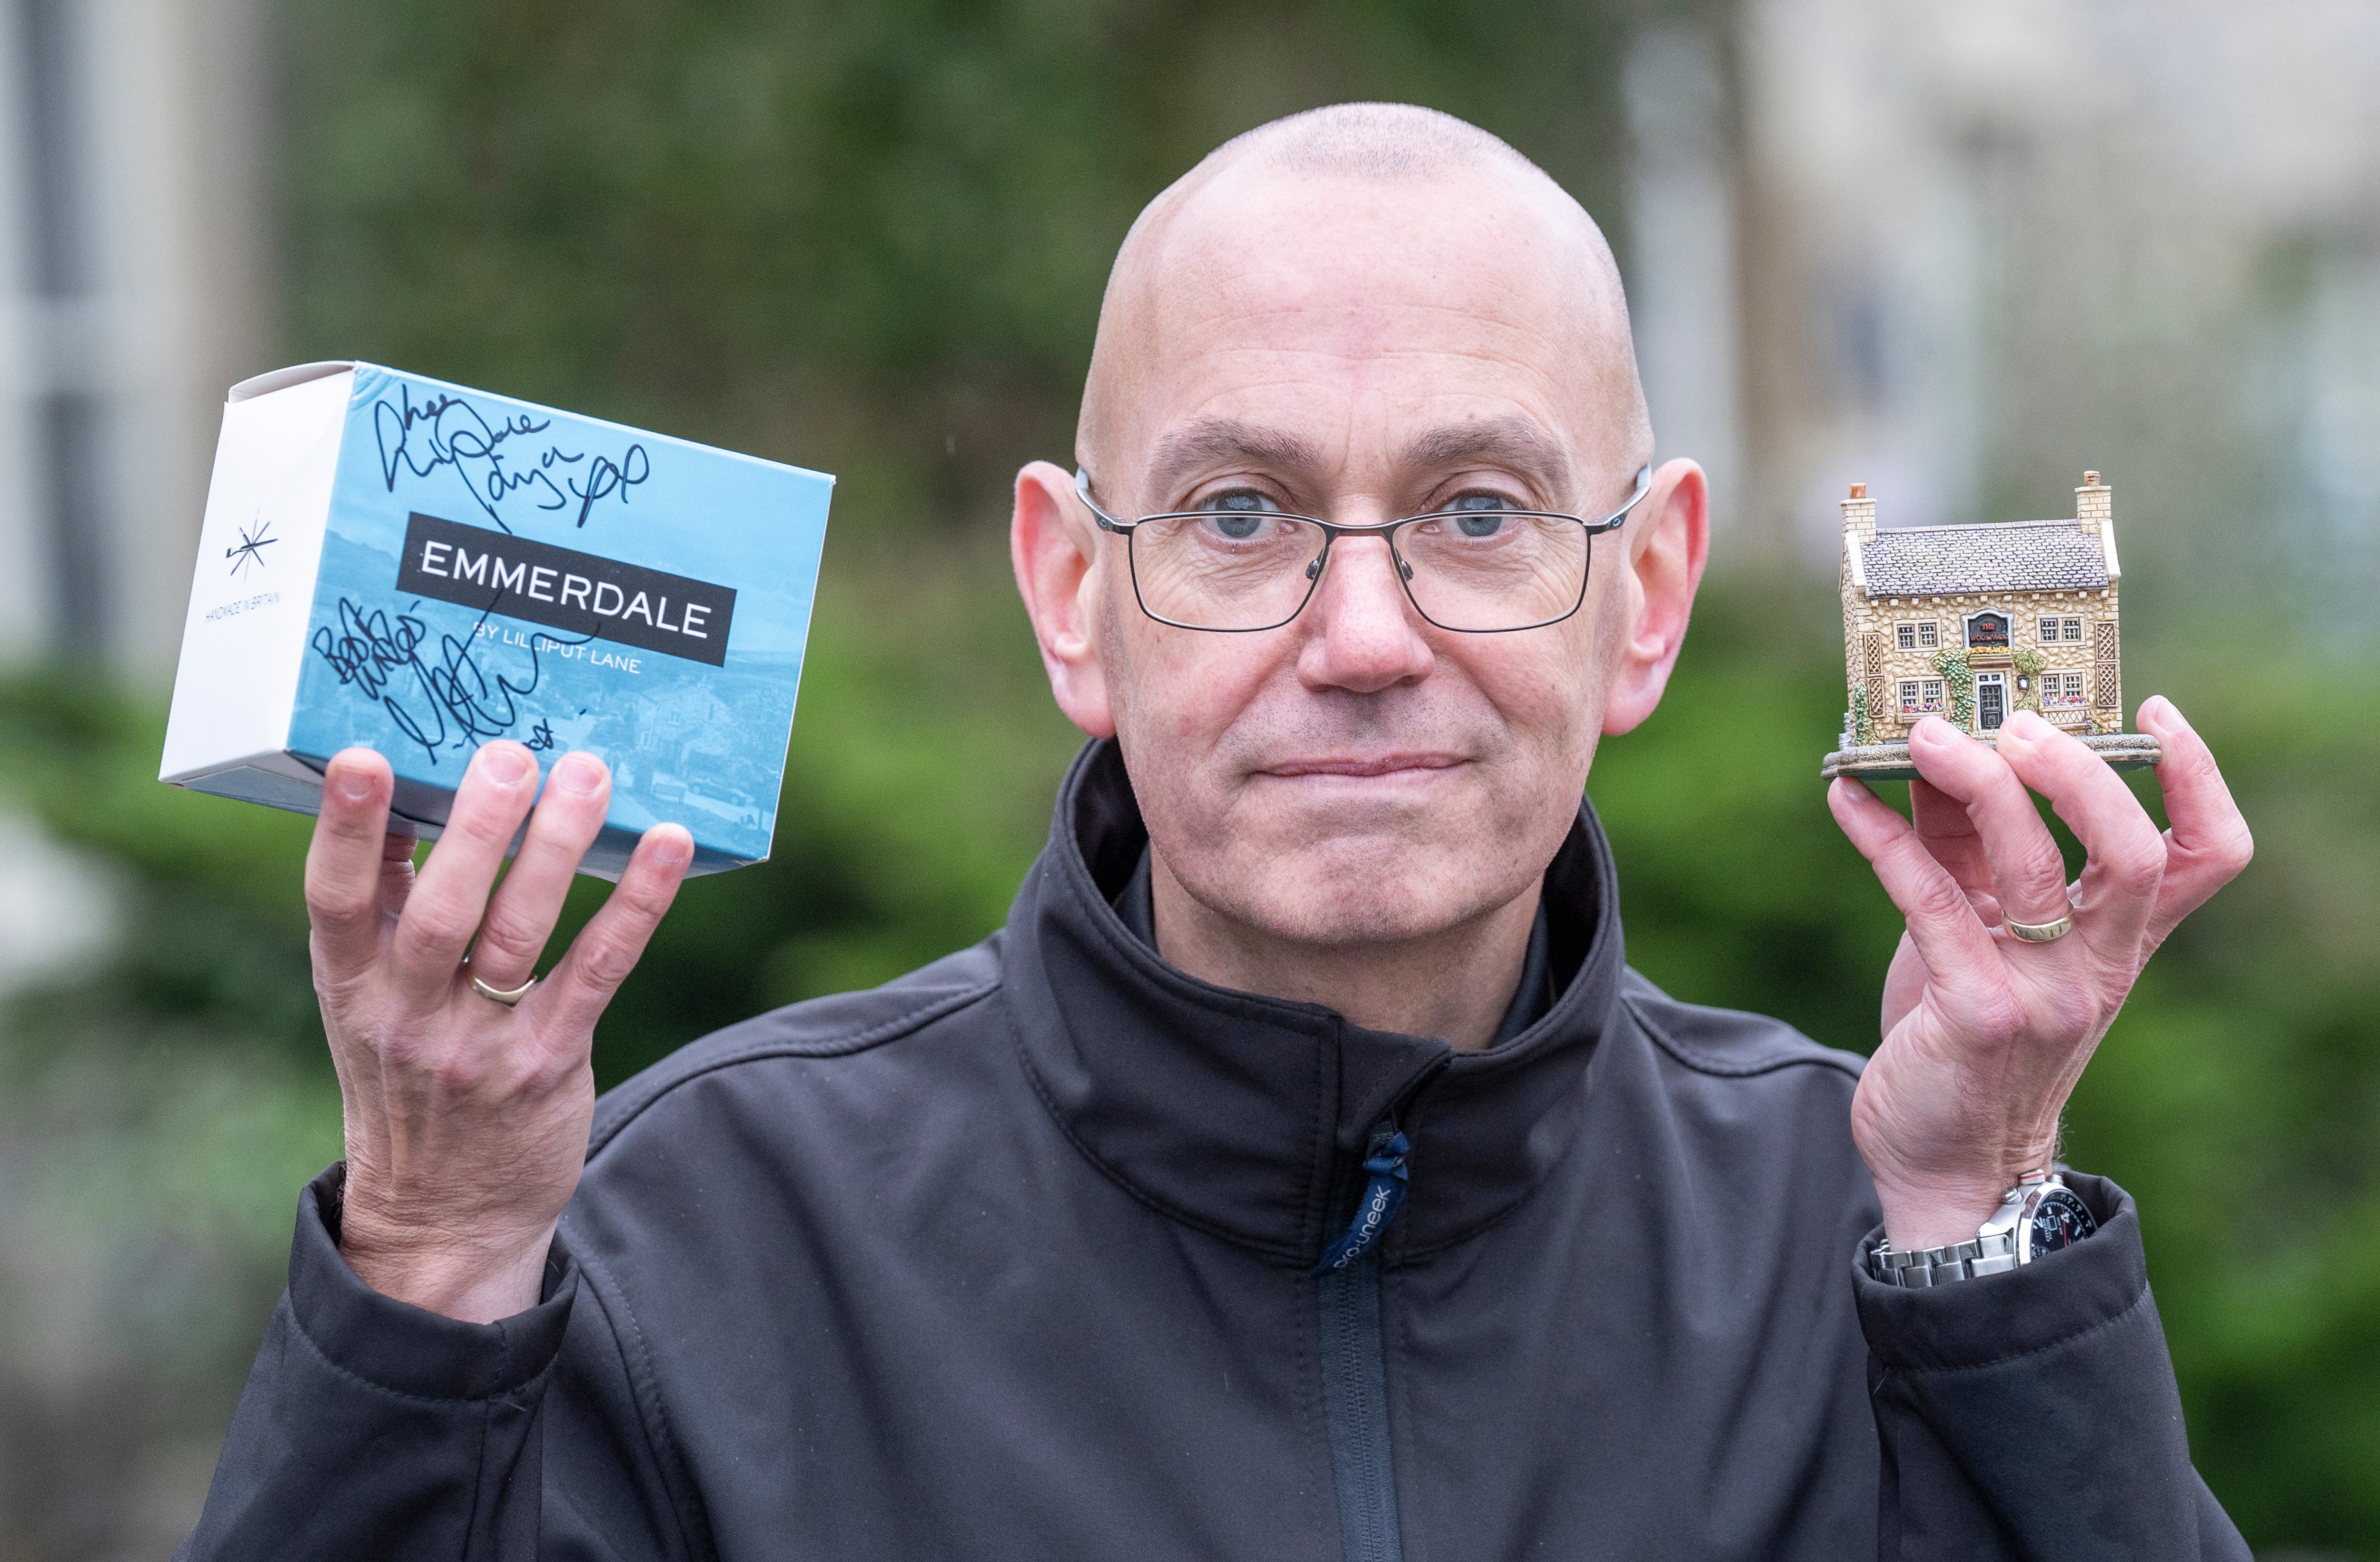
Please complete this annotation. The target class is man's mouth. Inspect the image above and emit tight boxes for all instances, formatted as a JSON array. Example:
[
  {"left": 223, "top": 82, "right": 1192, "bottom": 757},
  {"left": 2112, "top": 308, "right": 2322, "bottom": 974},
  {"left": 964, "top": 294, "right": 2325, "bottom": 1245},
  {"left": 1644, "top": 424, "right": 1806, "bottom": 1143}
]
[{"left": 1258, "top": 753, "right": 1468, "bottom": 779}]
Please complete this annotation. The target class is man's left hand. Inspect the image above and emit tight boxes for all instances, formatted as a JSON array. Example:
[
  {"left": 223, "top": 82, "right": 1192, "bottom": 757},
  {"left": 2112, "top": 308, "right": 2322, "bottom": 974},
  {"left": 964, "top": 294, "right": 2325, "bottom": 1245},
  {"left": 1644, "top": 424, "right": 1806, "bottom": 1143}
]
[{"left": 1827, "top": 697, "right": 2253, "bottom": 1251}]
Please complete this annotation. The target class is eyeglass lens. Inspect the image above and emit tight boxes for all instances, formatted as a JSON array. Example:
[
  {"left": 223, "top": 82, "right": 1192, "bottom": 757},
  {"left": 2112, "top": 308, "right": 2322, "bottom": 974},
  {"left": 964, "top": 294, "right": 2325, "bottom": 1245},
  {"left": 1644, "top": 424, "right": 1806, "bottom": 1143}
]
[{"left": 1128, "top": 511, "right": 1591, "bottom": 631}]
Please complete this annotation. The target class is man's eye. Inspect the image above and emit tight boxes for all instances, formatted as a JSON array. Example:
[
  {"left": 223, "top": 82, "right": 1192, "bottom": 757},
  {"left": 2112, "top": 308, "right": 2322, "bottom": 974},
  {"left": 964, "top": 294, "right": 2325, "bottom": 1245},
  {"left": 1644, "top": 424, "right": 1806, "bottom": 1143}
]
[
  {"left": 1446, "top": 493, "right": 1517, "bottom": 538},
  {"left": 1195, "top": 491, "right": 1283, "bottom": 541}
]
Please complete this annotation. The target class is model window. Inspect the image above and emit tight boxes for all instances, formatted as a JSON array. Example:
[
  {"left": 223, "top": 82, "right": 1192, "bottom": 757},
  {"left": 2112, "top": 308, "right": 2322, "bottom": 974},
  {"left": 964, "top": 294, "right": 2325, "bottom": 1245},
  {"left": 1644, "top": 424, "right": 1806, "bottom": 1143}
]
[
  {"left": 2038, "top": 617, "right": 2058, "bottom": 643},
  {"left": 1917, "top": 622, "right": 1939, "bottom": 648},
  {"left": 1896, "top": 624, "right": 1915, "bottom": 650},
  {"left": 2045, "top": 672, "right": 2085, "bottom": 706},
  {"left": 2063, "top": 617, "right": 2084, "bottom": 641},
  {"left": 1921, "top": 679, "right": 1944, "bottom": 711},
  {"left": 1898, "top": 680, "right": 1921, "bottom": 713}
]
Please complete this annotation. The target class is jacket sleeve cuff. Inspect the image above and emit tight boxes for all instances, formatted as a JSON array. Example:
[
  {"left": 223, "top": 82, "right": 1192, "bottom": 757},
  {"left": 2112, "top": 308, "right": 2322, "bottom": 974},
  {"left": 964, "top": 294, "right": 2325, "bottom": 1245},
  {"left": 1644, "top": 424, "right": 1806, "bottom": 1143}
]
[
  {"left": 1851, "top": 1173, "right": 2145, "bottom": 1372},
  {"left": 288, "top": 1163, "right": 576, "bottom": 1402}
]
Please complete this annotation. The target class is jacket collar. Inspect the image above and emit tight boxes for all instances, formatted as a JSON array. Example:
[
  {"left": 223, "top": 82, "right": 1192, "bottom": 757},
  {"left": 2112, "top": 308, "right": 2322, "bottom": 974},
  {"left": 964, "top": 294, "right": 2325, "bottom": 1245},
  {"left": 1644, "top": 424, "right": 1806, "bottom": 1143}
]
[{"left": 1001, "top": 739, "right": 1628, "bottom": 1267}]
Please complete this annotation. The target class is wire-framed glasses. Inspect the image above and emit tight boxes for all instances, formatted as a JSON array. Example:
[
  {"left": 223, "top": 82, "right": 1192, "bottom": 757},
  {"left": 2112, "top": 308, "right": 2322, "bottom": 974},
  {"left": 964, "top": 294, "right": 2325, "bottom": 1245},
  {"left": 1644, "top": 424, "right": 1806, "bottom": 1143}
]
[{"left": 1073, "top": 464, "right": 1652, "bottom": 633}]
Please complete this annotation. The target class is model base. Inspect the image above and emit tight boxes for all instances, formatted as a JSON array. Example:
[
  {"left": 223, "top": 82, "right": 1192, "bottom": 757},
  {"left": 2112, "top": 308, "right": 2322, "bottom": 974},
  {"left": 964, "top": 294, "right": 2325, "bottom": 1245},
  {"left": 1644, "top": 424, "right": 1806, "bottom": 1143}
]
[{"left": 1821, "top": 732, "right": 2162, "bottom": 783}]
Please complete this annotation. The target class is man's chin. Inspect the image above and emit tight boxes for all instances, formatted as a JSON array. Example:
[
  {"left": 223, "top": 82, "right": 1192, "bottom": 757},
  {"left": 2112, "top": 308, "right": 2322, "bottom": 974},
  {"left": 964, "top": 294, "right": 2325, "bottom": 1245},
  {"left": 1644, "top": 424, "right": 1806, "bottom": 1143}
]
[{"left": 1198, "top": 836, "right": 1508, "bottom": 950}]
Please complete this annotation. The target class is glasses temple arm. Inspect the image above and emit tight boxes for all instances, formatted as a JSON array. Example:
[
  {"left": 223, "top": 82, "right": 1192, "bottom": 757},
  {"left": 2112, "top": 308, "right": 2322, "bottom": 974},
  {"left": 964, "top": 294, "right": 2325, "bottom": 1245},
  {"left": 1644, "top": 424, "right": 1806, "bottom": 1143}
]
[
  {"left": 1073, "top": 467, "right": 1133, "bottom": 533},
  {"left": 1592, "top": 464, "right": 1655, "bottom": 533}
]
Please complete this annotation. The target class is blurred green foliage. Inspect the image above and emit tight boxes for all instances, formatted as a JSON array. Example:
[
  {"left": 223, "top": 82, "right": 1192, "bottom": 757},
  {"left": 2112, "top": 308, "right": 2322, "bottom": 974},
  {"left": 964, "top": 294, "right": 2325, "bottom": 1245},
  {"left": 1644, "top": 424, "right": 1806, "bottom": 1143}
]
[
  {"left": 0, "top": 0, "right": 2374, "bottom": 1555},
  {"left": 283, "top": 0, "right": 1641, "bottom": 529}
]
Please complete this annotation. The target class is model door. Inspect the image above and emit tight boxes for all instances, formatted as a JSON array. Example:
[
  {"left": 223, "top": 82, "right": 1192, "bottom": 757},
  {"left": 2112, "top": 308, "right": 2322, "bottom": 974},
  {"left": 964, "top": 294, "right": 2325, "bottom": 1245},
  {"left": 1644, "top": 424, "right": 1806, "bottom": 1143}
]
[{"left": 1976, "top": 674, "right": 2006, "bottom": 731}]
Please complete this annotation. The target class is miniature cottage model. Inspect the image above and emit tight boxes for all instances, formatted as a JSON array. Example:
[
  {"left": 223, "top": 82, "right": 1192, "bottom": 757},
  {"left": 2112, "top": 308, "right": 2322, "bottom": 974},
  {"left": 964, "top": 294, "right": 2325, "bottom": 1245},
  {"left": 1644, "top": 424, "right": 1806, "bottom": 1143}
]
[
  {"left": 1823, "top": 471, "right": 2160, "bottom": 781},
  {"left": 1840, "top": 471, "right": 2122, "bottom": 743}
]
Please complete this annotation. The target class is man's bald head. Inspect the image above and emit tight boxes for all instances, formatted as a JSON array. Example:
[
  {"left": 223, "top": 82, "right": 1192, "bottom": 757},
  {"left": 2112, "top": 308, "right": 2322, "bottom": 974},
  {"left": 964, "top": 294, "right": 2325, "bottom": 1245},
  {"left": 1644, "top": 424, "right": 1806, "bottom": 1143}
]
[{"left": 1077, "top": 103, "right": 1650, "bottom": 488}]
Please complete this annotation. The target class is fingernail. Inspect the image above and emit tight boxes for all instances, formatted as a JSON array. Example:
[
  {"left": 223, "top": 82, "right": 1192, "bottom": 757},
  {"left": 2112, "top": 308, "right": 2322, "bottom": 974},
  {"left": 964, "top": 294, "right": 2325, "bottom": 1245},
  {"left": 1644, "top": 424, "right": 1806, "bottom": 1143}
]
[
  {"left": 649, "top": 827, "right": 690, "bottom": 867},
  {"left": 335, "top": 768, "right": 374, "bottom": 802},
  {"left": 2142, "top": 694, "right": 2184, "bottom": 729},
  {"left": 477, "top": 744, "right": 532, "bottom": 786},
  {"left": 1912, "top": 718, "right": 1948, "bottom": 745},
  {"left": 552, "top": 754, "right": 604, "bottom": 795},
  {"left": 2006, "top": 710, "right": 2046, "bottom": 738}
]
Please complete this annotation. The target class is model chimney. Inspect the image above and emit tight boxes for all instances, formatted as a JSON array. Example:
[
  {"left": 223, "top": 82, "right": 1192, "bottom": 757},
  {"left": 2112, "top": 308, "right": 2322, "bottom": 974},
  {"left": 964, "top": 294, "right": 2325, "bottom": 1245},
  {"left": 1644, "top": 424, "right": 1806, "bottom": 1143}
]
[
  {"left": 2076, "top": 471, "right": 2110, "bottom": 536},
  {"left": 1842, "top": 481, "right": 1876, "bottom": 542},
  {"left": 2076, "top": 470, "right": 2119, "bottom": 582}
]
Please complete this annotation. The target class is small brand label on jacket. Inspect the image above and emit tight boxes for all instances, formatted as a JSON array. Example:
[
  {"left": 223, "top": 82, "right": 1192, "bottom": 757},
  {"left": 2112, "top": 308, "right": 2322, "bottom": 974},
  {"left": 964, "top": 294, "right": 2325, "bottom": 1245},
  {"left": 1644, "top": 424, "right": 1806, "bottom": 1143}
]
[{"left": 396, "top": 511, "right": 737, "bottom": 667}]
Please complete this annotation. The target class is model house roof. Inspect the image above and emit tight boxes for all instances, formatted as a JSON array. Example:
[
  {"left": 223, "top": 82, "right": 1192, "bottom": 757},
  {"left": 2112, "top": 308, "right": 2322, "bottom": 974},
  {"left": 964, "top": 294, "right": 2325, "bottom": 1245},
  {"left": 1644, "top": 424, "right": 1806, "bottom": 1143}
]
[{"left": 1858, "top": 519, "right": 2111, "bottom": 598}]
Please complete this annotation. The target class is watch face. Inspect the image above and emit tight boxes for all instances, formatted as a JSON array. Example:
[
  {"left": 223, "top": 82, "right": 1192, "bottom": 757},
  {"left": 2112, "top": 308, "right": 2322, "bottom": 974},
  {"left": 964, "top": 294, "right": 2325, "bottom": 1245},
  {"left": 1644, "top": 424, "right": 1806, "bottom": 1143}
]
[{"left": 2026, "top": 1188, "right": 2098, "bottom": 1255}]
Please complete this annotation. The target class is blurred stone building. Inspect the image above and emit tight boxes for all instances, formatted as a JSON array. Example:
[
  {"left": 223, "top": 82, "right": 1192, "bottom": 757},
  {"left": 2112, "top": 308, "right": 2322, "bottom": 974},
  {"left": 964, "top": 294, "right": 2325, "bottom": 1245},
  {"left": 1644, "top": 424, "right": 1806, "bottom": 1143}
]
[
  {"left": 1626, "top": 0, "right": 2380, "bottom": 636},
  {"left": 0, "top": 0, "right": 274, "bottom": 673},
  {"left": 0, "top": 17, "right": 273, "bottom": 1545}
]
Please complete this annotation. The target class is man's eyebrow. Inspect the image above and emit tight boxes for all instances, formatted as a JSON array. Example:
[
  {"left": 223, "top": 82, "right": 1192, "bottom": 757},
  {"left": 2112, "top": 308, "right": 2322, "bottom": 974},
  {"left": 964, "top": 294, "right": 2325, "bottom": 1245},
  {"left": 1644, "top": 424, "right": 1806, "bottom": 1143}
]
[
  {"left": 1145, "top": 418, "right": 1327, "bottom": 501},
  {"left": 1403, "top": 417, "right": 1574, "bottom": 500}
]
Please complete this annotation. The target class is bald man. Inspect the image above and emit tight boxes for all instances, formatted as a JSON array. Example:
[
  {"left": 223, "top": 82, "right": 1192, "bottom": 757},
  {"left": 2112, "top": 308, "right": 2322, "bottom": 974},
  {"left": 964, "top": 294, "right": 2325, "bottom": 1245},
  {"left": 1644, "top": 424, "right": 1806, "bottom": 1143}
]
[{"left": 185, "top": 106, "right": 2252, "bottom": 1561}]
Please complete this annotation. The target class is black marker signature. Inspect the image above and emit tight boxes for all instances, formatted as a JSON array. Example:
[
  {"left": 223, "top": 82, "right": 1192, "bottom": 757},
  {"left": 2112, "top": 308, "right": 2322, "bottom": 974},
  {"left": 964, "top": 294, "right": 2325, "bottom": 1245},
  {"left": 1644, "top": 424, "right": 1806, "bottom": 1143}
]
[
  {"left": 226, "top": 516, "right": 277, "bottom": 578},
  {"left": 373, "top": 382, "right": 651, "bottom": 533},
  {"left": 525, "top": 719, "right": 556, "bottom": 751},
  {"left": 569, "top": 444, "right": 649, "bottom": 526},
  {"left": 309, "top": 595, "right": 590, "bottom": 766}
]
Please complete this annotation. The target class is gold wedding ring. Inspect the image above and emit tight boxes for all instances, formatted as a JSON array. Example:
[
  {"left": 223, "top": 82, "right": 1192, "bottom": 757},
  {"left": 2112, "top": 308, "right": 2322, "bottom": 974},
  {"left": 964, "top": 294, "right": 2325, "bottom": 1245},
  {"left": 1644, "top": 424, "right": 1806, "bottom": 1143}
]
[
  {"left": 463, "top": 959, "right": 539, "bottom": 1006},
  {"left": 2002, "top": 912, "right": 2076, "bottom": 943}
]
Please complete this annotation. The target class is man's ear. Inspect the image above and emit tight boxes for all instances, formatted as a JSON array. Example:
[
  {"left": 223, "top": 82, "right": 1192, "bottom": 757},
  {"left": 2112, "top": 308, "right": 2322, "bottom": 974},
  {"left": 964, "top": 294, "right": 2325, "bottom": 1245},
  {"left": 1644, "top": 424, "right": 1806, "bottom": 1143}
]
[
  {"left": 1601, "top": 457, "right": 1710, "bottom": 736},
  {"left": 1011, "top": 460, "right": 1117, "bottom": 738}
]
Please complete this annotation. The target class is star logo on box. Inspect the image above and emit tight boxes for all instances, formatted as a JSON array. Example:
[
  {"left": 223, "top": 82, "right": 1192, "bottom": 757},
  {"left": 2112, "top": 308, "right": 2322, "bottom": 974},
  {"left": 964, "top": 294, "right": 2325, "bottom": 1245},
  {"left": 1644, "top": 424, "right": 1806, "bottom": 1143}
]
[{"left": 226, "top": 515, "right": 277, "bottom": 579}]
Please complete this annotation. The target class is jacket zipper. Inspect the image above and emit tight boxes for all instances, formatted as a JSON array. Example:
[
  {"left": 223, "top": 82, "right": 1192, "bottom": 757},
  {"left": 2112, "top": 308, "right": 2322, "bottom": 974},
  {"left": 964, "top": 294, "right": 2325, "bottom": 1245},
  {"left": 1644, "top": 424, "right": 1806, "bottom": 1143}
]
[{"left": 1315, "top": 1125, "right": 1410, "bottom": 1562}]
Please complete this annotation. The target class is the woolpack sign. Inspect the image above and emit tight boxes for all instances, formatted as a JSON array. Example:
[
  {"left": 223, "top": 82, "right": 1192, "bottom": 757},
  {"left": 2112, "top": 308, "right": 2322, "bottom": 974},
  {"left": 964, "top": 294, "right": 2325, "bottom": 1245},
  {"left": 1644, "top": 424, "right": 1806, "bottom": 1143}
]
[{"left": 161, "top": 361, "right": 833, "bottom": 877}]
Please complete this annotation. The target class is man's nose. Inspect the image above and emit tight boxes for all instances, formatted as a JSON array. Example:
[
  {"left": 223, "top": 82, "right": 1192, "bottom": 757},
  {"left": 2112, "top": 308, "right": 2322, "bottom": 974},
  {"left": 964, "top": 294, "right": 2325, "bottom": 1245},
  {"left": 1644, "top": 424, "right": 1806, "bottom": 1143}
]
[{"left": 1298, "top": 534, "right": 1434, "bottom": 694}]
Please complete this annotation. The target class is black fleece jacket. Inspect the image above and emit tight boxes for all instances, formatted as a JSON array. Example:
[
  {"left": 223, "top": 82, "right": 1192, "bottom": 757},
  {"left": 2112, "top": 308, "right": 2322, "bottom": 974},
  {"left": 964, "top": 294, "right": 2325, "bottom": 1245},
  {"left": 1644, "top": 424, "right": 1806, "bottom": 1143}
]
[{"left": 181, "top": 740, "right": 2247, "bottom": 1560}]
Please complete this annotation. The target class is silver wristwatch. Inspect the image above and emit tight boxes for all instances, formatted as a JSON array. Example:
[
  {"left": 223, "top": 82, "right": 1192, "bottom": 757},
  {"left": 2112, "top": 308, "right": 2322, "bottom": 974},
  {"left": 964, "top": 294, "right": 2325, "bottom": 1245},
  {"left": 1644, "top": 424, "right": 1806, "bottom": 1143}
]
[{"left": 1868, "top": 1171, "right": 2099, "bottom": 1288}]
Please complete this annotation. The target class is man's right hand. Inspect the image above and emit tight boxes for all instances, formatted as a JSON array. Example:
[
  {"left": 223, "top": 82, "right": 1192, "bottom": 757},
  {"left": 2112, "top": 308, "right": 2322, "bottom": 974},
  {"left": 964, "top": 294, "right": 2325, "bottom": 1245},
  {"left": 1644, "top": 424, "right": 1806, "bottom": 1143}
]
[{"left": 303, "top": 741, "right": 692, "bottom": 1323}]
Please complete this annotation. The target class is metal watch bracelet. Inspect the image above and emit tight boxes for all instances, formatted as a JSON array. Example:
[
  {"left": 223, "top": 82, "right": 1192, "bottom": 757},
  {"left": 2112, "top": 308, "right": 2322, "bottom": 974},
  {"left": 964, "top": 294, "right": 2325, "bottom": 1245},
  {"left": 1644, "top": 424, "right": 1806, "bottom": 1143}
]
[{"left": 1869, "top": 1229, "right": 2019, "bottom": 1288}]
